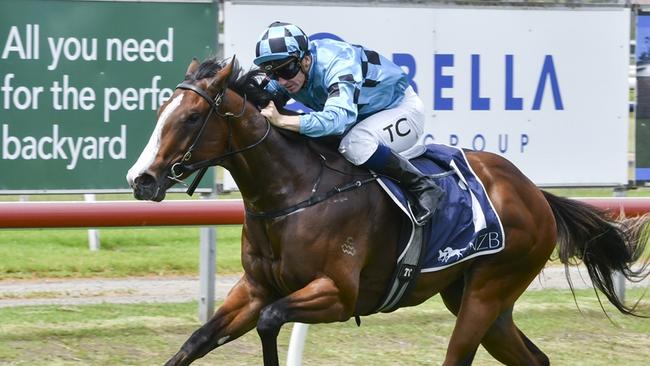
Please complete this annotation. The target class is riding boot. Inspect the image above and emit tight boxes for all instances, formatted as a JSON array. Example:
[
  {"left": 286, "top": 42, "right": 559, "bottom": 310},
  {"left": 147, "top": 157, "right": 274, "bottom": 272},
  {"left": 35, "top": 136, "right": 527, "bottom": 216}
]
[{"left": 377, "top": 150, "right": 445, "bottom": 225}]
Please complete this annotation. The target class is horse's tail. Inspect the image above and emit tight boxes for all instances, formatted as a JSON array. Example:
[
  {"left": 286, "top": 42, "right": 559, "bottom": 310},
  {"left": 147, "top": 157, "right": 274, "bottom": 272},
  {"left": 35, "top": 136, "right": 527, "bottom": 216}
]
[{"left": 542, "top": 190, "right": 650, "bottom": 316}]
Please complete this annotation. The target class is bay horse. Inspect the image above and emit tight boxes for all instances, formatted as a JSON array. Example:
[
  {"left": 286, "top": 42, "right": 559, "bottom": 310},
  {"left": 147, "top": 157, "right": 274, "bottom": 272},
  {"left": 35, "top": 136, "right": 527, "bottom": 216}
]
[{"left": 126, "top": 57, "right": 649, "bottom": 366}]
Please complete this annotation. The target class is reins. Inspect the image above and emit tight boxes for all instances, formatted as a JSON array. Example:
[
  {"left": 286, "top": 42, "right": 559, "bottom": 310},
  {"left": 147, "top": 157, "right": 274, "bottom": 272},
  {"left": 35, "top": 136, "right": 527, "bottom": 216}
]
[
  {"left": 246, "top": 147, "right": 378, "bottom": 219},
  {"left": 245, "top": 175, "right": 377, "bottom": 219},
  {"left": 240, "top": 126, "right": 378, "bottom": 219}
]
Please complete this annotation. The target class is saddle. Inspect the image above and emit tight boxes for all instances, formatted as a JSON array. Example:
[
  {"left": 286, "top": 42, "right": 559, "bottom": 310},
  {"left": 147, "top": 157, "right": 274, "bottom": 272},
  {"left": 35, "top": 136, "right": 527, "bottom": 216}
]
[{"left": 372, "top": 144, "right": 506, "bottom": 313}]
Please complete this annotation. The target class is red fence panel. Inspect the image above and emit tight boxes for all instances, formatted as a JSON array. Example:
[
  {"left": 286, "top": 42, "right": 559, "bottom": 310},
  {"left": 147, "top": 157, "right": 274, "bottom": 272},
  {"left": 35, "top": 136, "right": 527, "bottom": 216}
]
[
  {"left": 0, "top": 197, "right": 648, "bottom": 229},
  {"left": 0, "top": 200, "right": 245, "bottom": 228},
  {"left": 576, "top": 197, "right": 650, "bottom": 217}
]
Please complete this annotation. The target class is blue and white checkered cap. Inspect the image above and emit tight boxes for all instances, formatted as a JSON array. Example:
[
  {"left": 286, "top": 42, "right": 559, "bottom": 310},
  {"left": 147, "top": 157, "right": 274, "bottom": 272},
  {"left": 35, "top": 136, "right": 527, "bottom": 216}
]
[{"left": 254, "top": 22, "right": 309, "bottom": 66}]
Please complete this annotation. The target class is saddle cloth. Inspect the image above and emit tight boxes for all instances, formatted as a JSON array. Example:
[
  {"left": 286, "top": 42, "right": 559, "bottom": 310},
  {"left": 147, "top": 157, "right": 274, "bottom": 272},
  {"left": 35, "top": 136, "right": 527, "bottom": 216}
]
[{"left": 376, "top": 144, "right": 505, "bottom": 272}]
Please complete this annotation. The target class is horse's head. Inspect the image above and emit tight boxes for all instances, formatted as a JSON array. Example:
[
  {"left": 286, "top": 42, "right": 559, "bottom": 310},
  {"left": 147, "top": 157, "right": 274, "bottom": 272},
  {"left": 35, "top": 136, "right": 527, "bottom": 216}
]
[{"left": 126, "top": 57, "right": 238, "bottom": 201}]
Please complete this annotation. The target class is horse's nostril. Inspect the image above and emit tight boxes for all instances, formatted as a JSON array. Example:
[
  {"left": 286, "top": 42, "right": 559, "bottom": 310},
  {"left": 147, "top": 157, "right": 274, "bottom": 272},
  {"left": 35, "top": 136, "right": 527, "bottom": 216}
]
[
  {"left": 131, "top": 172, "right": 161, "bottom": 201},
  {"left": 135, "top": 173, "right": 156, "bottom": 188}
]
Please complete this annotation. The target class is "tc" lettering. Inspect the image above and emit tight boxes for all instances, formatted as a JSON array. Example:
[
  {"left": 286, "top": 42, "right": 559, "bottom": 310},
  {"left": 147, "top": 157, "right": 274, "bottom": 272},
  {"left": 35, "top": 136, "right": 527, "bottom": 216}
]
[{"left": 382, "top": 118, "right": 411, "bottom": 142}]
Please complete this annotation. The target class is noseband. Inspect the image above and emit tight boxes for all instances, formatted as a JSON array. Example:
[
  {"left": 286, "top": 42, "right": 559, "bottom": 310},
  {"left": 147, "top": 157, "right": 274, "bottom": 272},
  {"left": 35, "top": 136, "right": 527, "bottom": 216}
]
[{"left": 169, "top": 81, "right": 270, "bottom": 195}]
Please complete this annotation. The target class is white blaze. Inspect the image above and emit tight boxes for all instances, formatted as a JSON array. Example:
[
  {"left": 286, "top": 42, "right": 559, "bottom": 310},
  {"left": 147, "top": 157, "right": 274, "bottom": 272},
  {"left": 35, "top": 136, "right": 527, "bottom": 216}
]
[{"left": 126, "top": 94, "right": 184, "bottom": 186}]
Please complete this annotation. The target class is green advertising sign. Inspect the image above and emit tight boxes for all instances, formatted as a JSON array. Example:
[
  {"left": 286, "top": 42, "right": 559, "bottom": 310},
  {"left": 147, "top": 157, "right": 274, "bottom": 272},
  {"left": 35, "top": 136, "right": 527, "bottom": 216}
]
[{"left": 0, "top": 0, "right": 216, "bottom": 192}]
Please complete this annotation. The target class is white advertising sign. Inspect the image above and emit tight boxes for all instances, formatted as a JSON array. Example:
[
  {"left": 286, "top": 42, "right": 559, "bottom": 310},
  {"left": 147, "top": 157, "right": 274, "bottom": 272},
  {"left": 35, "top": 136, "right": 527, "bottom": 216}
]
[{"left": 224, "top": 2, "right": 630, "bottom": 186}]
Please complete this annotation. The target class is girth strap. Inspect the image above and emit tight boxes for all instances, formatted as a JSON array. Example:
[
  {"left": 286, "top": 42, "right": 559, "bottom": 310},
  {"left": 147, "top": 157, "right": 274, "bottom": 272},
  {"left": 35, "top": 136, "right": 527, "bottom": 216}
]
[{"left": 374, "top": 220, "right": 426, "bottom": 313}]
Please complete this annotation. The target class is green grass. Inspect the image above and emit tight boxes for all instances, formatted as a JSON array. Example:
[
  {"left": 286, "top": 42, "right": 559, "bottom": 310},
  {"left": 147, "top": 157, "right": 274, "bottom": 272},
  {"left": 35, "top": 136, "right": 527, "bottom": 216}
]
[
  {"left": 545, "top": 186, "right": 650, "bottom": 197},
  {"left": 0, "top": 289, "right": 648, "bottom": 365},
  {"left": 0, "top": 226, "right": 243, "bottom": 279}
]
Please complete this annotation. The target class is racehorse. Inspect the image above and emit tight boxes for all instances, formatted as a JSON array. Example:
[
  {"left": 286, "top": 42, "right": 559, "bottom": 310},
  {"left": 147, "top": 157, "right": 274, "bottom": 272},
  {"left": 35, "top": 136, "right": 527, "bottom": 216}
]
[{"left": 126, "top": 57, "right": 650, "bottom": 366}]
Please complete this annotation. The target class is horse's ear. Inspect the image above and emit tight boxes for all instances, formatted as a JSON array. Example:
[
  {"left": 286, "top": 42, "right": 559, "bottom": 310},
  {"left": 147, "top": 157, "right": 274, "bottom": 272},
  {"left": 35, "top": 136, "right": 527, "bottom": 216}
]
[
  {"left": 185, "top": 58, "right": 200, "bottom": 78},
  {"left": 208, "top": 55, "right": 237, "bottom": 94}
]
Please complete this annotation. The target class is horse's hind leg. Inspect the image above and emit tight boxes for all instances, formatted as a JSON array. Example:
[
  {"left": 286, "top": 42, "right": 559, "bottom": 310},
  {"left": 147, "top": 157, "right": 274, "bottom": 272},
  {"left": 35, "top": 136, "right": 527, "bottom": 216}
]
[
  {"left": 440, "top": 278, "right": 478, "bottom": 365},
  {"left": 441, "top": 282, "right": 548, "bottom": 366},
  {"left": 481, "top": 307, "right": 549, "bottom": 365},
  {"left": 440, "top": 259, "right": 550, "bottom": 365},
  {"left": 256, "top": 276, "right": 353, "bottom": 366}
]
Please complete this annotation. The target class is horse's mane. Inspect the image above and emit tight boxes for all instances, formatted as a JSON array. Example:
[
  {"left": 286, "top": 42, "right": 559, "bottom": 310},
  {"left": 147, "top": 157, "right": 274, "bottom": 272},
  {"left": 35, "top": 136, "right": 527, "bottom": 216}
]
[
  {"left": 185, "top": 57, "right": 281, "bottom": 111},
  {"left": 186, "top": 57, "right": 347, "bottom": 160}
]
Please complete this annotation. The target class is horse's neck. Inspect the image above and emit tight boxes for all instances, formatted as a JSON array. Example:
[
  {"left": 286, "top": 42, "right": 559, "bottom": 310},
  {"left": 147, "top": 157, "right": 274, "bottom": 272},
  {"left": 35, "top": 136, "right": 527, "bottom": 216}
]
[{"left": 225, "top": 114, "right": 321, "bottom": 212}]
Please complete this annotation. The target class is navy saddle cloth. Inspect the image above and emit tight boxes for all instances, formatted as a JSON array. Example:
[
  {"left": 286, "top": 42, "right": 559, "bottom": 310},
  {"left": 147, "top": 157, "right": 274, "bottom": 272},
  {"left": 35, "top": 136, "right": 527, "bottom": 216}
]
[{"left": 376, "top": 144, "right": 505, "bottom": 272}]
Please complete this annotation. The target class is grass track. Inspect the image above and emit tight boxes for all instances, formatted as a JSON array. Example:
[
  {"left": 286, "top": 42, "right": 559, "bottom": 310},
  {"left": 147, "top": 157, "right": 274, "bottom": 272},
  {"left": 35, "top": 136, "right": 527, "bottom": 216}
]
[{"left": 0, "top": 289, "right": 649, "bottom": 365}]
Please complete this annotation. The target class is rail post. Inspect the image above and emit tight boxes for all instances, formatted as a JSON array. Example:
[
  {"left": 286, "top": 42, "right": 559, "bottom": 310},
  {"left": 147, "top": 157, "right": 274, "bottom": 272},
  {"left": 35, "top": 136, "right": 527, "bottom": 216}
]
[
  {"left": 198, "top": 193, "right": 217, "bottom": 323},
  {"left": 287, "top": 323, "right": 310, "bottom": 366},
  {"left": 84, "top": 194, "right": 101, "bottom": 251}
]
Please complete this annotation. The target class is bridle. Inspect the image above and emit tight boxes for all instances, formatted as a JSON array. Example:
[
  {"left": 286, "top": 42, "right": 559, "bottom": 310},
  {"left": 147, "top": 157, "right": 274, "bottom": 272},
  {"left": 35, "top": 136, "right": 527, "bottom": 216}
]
[{"left": 168, "top": 81, "right": 270, "bottom": 195}]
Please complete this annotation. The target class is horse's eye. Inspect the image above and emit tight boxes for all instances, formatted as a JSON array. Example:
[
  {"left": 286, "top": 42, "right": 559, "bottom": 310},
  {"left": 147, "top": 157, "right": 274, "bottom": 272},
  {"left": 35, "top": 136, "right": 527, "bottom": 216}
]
[{"left": 187, "top": 113, "right": 201, "bottom": 123}]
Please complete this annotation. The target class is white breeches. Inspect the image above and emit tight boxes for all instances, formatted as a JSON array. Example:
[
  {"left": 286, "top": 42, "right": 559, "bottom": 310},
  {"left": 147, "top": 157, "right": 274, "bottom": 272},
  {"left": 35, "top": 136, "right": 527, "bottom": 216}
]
[{"left": 338, "top": 86, "right": 426, "bottom": 165}]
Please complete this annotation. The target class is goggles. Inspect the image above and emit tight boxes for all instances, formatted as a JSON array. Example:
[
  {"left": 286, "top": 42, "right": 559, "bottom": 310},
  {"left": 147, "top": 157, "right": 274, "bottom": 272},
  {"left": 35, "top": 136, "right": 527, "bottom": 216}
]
[{"left": 262, "top": 57, "right": 301, "bottom": 80}]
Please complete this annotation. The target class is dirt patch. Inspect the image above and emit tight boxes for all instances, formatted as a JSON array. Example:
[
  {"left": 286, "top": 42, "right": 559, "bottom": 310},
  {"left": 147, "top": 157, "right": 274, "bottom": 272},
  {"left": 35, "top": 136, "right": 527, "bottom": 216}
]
[{"left": 0, "top": 265, "right": 647, "bottom": 308}]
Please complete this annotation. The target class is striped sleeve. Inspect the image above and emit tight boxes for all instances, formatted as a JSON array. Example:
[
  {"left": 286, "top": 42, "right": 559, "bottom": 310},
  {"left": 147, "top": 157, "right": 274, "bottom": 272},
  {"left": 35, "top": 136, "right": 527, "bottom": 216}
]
[{"left": 299, "top": 49, "right": 362, "bottom": 137}]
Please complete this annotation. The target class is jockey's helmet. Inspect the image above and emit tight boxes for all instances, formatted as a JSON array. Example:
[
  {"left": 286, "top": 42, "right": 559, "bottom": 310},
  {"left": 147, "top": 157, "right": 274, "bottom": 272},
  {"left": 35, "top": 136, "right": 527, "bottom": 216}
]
[{"left": 253, "top": 22, "right": 309, "bottom": 66}]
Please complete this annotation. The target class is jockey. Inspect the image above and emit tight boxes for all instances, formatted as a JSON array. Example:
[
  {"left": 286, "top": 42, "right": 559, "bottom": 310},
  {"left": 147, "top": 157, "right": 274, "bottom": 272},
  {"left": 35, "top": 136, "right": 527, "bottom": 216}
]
[{"left": 254, "top": 21, "right": 444, "bottom": 225}]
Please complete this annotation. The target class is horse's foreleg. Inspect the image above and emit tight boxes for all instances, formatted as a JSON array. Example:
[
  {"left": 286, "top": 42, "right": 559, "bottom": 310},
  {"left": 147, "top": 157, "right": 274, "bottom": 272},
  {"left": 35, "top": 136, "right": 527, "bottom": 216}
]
[
  {"left": 256, "top": 276, "right": 352, "bottom": 366},
  {"left": 165, "top": 276, "right": 270, "bottom": 366}
]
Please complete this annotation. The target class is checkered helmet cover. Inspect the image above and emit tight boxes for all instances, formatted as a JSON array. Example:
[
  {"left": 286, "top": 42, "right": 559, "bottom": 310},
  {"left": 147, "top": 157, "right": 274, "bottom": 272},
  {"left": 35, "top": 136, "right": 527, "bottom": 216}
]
[{"left": 254, "top": 21, "right": 309, "bottom": 66}]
